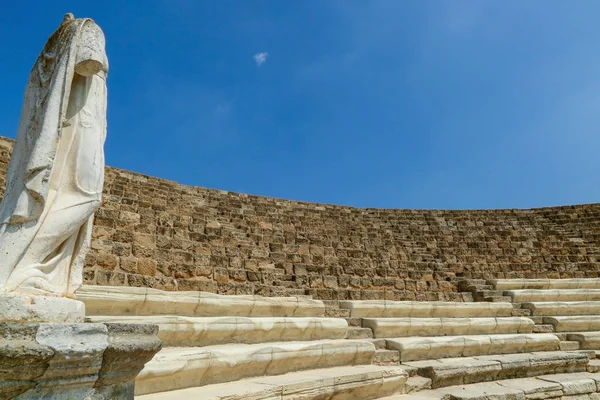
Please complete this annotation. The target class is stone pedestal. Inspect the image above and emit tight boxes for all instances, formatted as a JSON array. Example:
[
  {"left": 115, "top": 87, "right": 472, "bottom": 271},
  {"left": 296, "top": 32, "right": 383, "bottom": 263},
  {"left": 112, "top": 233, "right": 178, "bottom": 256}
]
[{"left": 0, "top": 322, "right": 162, "bottom": 399}]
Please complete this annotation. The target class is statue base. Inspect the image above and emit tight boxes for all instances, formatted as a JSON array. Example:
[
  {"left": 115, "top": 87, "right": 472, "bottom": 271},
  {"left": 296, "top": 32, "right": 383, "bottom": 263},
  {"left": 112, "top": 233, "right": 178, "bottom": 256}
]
[
  {"left": 0, "top": 322, "right": 161, "bottom": 399},
  {"left": 0, "top": 292, "right": 85, "bottom": 323}
]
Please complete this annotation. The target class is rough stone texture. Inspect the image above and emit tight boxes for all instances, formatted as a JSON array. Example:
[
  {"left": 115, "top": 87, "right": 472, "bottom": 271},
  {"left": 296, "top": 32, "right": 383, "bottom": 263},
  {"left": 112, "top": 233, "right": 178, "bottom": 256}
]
[
  {"left": 0, "top": 322, "right": 161, "bottom": 399},
  {"left": 0, "top": 136, "right": 598, "bottom": 301}
]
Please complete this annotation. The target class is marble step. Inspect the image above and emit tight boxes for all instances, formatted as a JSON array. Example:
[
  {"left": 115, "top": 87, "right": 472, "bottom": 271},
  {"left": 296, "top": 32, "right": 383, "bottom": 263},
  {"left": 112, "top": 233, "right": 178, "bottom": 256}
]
[
  {"left": 490, "top": 278, "right": 600, "bottom": 290},
  {"left": 522, "top": 301, "right": 600, "bottom": 316},
  {"left": 77, "top": 285, "right": 325, "bottom": 317},
  {"left": 135, "top": 339, "right": 376, "bottom": 395},
  {"left": 544, "top": 316, "right": 600, "bottom": 332},
  {"left": 386, "top": 333, "right": 560, "bottom": 362},
  {"left": 505, "top": 289, "right": 600, "bottom": 303},
  {"left": 338, "top": 300, "right": 514, "bottom": 318},
  {"left": 87, "top": 316, "right": 347, "bottom": 346},
  {"left": 402, "top": 351, "right": 589, "bottom": 389},
  {"left": 362, "top": 317, "right": 534, "bottom": 338},
  {"left": 567, "top": 332, "right": 600, "bottom": 350},
  {"left": 136, "top": 364, "right": 409, "bottom": 399},
  {"left": 381, "top": 372, "right": 600, "bottom": 400}
]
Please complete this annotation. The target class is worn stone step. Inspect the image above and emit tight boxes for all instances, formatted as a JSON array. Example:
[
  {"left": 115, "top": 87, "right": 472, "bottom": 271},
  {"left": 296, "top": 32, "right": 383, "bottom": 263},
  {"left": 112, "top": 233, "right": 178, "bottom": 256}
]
[
  {"left": 386, "top": 333, "right": 560, "bottom": 362},
  {"left": 87, "top": 315, "right": 348, "bottom": 347},
  {"left": 373, "top": 349, "right": 400, "bottom": 366},
  {"left": 543, "top": 316, "right": 600, "bottom": 332},
  {"left": 380, "top": 372, "right": 600, "bottom": 399},
  {"left": 78, "top": 285, "right": 325, "bottom": 317},
  {"left": 491, "top": 278, "right": 600, "bottom": 290},
  {"left": 522, "top": 301, "right": 600, "bottom": 316},
  {"left": 367, "top": 338, "right": 387, "bottom": 349},
  {"left": 346, "top": 317, "right": 362, "bottom": 327},
  {"left": 533, "top": 324, "right": 555, "bottom": 333},
  {"left": 399, "top": 376, "right": 432, "bottom": 394},
  {"left": 136, "top": 339, "right": 376, "bottom": 395},
  {"left": 464, "top": 285, "right": 495, "bottom": 292},
  {"left": 588, "top": 359, "right": 600, "bottom": 373},
  {"left": 567, "top": 332, "right": 600, "bottom": 350},
  {"left": 136, "top": 364, "right": 409, "bottom": 399},
  {"left": 338, "top": 300, "right": 514, "bottom": 318},
  {"left": 473, "top": 290, "right": 505, "bottom": 300},
  {"left": 362, "top": 317, "right": 533, "bottom": 338},
  {"left": 560, "top": 341, "right": 581, "bottom": 351},
  {"left": 347, "top": 327, "right": 373, "bottom": 339},
  {"left": 402, "top": 351, "right": 588, "bottom": 389},
  {"left": 505, "top": 289, "right": 600, "bottom": 303}
]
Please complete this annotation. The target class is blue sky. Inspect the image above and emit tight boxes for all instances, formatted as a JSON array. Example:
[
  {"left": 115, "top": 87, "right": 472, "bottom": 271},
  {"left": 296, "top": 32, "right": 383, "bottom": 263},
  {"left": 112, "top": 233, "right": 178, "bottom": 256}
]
[{"left": 1, "top": 1, "right": 598, "bottom": 209}]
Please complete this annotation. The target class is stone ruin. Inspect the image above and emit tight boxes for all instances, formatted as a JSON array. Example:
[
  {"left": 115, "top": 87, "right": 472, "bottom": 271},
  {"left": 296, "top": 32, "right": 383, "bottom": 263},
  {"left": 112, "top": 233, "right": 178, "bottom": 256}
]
[{"left": 0, "top": 13, "right": 599, "bottom": 400}]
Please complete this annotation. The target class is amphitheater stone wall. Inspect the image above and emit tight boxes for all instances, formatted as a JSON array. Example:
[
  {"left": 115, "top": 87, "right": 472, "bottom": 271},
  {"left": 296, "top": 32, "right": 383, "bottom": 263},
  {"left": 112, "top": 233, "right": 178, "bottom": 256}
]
[{"left": 0, "top": 136, "right": 598, "bottom": 301}]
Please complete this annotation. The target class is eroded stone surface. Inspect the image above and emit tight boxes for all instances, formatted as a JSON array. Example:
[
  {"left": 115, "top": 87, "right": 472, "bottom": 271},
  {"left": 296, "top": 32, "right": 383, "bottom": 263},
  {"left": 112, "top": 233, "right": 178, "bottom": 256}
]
[
  {"left": 506, "top": 290, "right": 600, "bottom": 303},
  {"left": 363, "top": 317, "right": 533, "bottom": 338},
  {"left": 0, "top": 322, "right": 160, "bottom": 399},
  {"left": 492, "top": 279, "right": 600, "bottom": 291},
  {"left": 136, "top": 365, "right": 409, "bottom": 400},
  {"left": 78, "top": 285, "right": 325, "bottom": 317},
  {"left": 135, "top": 339, "right": 376, "bottom": 395},
  {"left": 522, "top": 302, "right": 600, "bottom": 317},
  {"left": 87, "top": 315, "right": 347, "bottom": 346},
  {"left": 339, "top": 301, "right": 514, "bottom": 318}
]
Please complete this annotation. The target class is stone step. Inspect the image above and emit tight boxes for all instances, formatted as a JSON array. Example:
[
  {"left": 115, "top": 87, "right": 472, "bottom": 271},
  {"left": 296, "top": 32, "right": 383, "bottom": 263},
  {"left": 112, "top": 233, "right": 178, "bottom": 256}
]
[
  {"left": 346, "top": 317, "right": 362, "bottom": 327},
  {"left": 135, "top": 339, "right": 376, "bottom": 395},
  {"left": 560, "top": 341, "right": 581, "bottom": 351},
  {"left": 338, "top": 300, "right": 514, "bottom": 318},
  {"left": 543, "top": 316, "right": 600, "bottom": 332},
  {"left": 373, "top": 349, "right": 400, "bottom": 366},
  {"left": 533, "top": 324, "right": 555, "bottom": 333},
  {"left": 401, "top": 376, "right": 432, "bottom": 394},
  {"left": 567, "top": 332, "right": 600, "bottom": 350},
  {"left": 78, "top": 285, "right": 325, "bottom": 317},
  {"left": 464, "top": 284, "right": 495, "bottom": 292},
  {"left": 491, "top": 278, "right": 600, "bottom": 290},
  {"left": 347, "top": 327, "right": 373, "bottom": 339},
  {"left": 367, "top": 338, "right": 388, "bottom": 349},
  {"left": 510, "top": 308, "right": 532, "bottom": 317},
  {"left": 402, "top": 351, "right": 589, "bottom": 389},
  {"left": 380, "top": 372, "right": 600, "bottom": 399},
  {"left": 135, "top": 364, "right": 409, "bottom": 399},
  {"left": 385, "top": 333, "right": 560, "bottom": 362},
  {"left": 87, "top": 315, "right": 348, "bottom": 347},
  {"left": 473, "top": 290, "right": 505, "bottom": 300},
  {"left": 522, "top": 301, "right": 600, "bottom": 316},
  {"left": 505, "top": 289, "right": 600, "bottom": 303},
  {"left": 362, "top": 317, "right": 534, "bottom": 338},
  {"left": 588, "top": 359, "right": 600, "bottom": 373}
]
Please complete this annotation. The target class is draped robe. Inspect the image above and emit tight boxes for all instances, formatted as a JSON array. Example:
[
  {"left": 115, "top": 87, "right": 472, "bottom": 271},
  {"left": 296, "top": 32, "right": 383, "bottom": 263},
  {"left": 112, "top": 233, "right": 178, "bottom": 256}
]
[{"left": 0, "top": 16, "right": 108, "bottom": 297}]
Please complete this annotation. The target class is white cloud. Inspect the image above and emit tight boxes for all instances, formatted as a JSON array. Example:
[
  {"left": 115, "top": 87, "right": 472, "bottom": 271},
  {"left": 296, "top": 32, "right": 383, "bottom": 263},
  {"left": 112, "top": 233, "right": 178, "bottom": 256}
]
[{"left": 254, "top": 52, "right": 269, "bottom": 66}]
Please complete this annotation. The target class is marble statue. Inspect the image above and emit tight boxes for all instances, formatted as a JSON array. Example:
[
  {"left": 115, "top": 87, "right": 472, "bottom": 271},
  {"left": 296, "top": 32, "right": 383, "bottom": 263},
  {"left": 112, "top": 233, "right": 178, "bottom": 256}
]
[{"left": 0, "top": 14, "right": 108, "bottom": 303}]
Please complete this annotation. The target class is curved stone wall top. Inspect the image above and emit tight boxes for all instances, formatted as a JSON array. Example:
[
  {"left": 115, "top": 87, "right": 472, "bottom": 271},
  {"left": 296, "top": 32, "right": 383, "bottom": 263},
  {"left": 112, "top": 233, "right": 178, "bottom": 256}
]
[{"left": 0, "top": 136, "right": 598, "bottom": 301}]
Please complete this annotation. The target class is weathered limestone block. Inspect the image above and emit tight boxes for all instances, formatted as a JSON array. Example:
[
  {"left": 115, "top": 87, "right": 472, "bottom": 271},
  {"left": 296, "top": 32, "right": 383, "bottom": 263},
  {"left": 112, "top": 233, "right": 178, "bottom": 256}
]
[
  {"left": 338, "top": 300, "right": 514, "bottom": 318},
  {"left": 135, "top": 339, "right": 376, "bottom": 395},
  {"left": 544, "top": 316, "right": 600, "bottom": 332},
  {"left": 0, "top": 322, "right": 161, "bottom": 399},
  {"left": 506, "top": 290, "right": 600, "bottom": 303},
  {"left": 567, "top": 332, "right": 600, "bottom": 350},
  {"left": 386, "top": 333, "right": 560, "bottom": 362},
  {"left": 87, "top": 315, "right": 348, "bottom": 346},
  {"left": 78, "top": 285, "right": 325, "bottom": 317},
  {"left": 491, "top": 279, "right": 600, "bottom": 291},
  {"left": 135, "top": 365, "right": 409, "bottom": 400},
  {"left": 362, "top": 317, "right": 533, "bottom": 338},
  {"left": 522, "top": 302, "right": 600, "bottom": 316}
]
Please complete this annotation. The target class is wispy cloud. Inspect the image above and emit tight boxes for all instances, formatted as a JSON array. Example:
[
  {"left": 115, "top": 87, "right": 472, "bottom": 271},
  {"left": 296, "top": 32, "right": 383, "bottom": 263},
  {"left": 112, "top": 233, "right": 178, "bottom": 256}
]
[{"left": 254, "top": 52, "right": 269, "bottom": 66}]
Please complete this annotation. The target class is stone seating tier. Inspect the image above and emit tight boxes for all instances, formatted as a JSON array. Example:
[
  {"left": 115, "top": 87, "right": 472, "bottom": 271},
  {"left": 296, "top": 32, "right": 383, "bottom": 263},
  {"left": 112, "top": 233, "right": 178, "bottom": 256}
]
[
  {"left": 543, "top": 316, "right": 600, "bottom": 332},
  {"left": 135, "top": 339, "right": 376, "bottom": 395},
  {"left": 87, "top": 316, "right": 348, "bottom": 346},
  {"left": 521, "top": 301, "right": 600, "bottom": 316},
  {"left": 401, "top": 351, "right": 588, "bottom": 388},
  {"left": 338, "top": 300, "right": 514, "bottom": 318},
  {"left": 136, "top": 365, "right": 409, "bottom": 400},
  {"left": 77, "top": 285, "right": 325, "bottom": 317},
  {"left": 385, "top": 333, "right": 560, "bottom": 362},
  {"left": 382, "top": 372, "right": 600, "bottom": 400},
  {"left": 490, "top": 278, "right": 600, "bottom": 290},
  {"left": 362, "top": 317, "right": 534, "bottom": 338},
  {"left": 503, "top": 289, "right": 600, "bottom": 303}
]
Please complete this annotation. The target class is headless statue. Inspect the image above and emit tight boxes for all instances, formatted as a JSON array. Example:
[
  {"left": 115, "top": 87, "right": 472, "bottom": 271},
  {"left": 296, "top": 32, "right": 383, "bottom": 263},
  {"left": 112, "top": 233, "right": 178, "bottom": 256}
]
[{"left": 0, "top": 13, "right": 108, "bottom": 300}]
